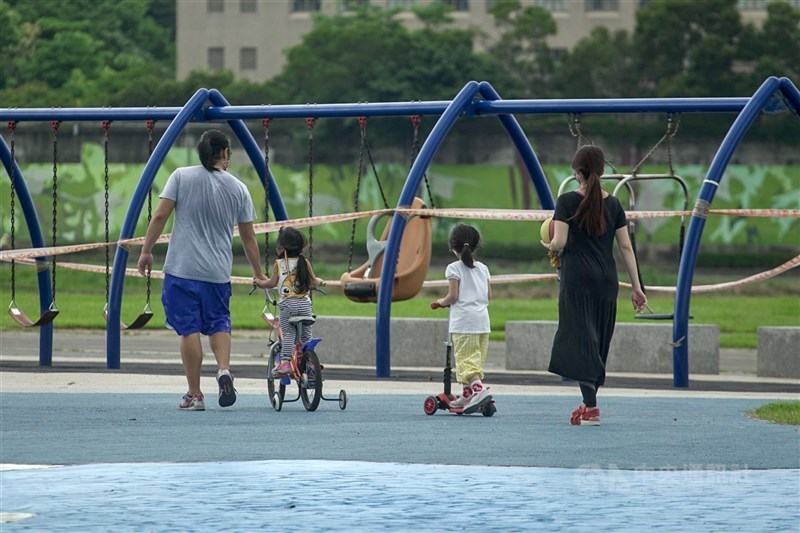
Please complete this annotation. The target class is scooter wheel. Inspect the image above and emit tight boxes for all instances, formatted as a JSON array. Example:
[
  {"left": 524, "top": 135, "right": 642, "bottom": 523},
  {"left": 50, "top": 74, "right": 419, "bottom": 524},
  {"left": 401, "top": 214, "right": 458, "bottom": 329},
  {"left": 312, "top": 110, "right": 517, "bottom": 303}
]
[
  {"left": 482, "top": 402, "right": 496, "bottom": 417},
  {"left": 423, "top": 395, "right": 438, "bottom": 415}
]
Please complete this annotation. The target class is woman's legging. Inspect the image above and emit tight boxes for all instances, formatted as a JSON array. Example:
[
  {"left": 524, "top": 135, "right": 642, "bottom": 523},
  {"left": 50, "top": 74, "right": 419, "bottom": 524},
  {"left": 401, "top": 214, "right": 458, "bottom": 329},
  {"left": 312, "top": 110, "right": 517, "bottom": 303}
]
[{"left": 579, "top": 382, "right": 598, "bottom": 408}]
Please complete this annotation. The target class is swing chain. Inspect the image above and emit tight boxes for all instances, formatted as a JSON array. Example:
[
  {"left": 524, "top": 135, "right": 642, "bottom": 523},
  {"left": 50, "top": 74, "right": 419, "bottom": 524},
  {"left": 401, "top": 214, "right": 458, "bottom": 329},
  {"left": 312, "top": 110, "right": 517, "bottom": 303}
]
[
  {"left": 145, "top": 120, "right": 155, "bottom": 304},
  {"left": 364, "top": 127, "right": 389, "bottom": 209},
  {"left": 347, "top": 117, "right": 368, "bottom": 273},
  {"left": 567, "top": 114, "right": 618, "bottom": 174},
  {"left": 102, "top": 120, "right": 112, "bottom": 301},
  {"left": 630, "top": 113, "right": 680, "bottom": 176},
  {"left": 8, "top": 121, "right": 17, "bottom": 303},
  {"left": 262, "top": 118, "right": 271, "bottom": 276},
  {"left": 410, "top": 115, "right": 436, "bottom": 209},
  {"left": 306, "top": 117, "right": 316, "bottom": 265},
  {"left": 50, "top": 120, "right": 60, "bottom": 303},
  {"left": 666, "top": 114, "right": 680, "bottom": 176}
]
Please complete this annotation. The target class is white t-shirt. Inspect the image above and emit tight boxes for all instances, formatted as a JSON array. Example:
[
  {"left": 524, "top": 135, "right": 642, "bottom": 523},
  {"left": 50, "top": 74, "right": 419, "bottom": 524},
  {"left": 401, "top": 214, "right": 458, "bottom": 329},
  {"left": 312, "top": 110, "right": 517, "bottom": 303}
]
[{"left": 444, "top": 260, "right": 491, "bottom": 334}]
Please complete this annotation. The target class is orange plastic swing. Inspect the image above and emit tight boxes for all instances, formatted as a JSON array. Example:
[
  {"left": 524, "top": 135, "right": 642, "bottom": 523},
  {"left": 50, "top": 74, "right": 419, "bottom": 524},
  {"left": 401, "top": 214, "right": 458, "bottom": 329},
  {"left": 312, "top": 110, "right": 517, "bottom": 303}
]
[{"left": 340, "top": 197, "right": 432, "bottom": 303}]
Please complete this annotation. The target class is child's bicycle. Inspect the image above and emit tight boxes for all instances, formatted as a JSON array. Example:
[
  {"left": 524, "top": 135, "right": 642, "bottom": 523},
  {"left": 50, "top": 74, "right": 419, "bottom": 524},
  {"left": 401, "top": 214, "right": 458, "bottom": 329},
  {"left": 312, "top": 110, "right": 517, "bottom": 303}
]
[
  {"left": 259, "top": 288, "right": 347, "bottom": 412},
  {"left": 424, "top": 302, "right": 496, "bottom": 417}
]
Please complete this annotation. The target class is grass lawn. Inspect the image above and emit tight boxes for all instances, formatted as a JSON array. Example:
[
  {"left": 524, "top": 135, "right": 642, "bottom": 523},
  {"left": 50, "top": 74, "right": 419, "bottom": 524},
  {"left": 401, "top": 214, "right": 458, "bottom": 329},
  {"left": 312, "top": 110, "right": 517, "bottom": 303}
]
[
  {"left": 749, "top": 401, "right": 800, "bottom": 425},
  {"left": 2, "top": 263, "right": 798, "bottom": 349}
]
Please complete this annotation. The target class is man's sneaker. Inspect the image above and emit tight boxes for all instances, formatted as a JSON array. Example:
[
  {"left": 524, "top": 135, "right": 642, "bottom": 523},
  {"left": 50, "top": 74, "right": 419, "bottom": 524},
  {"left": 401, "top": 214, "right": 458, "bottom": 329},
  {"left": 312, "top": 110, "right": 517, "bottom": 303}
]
[
  {"left": 217, "top": 369, "right": 236, "bottom": 408},
  {"left": 580, "top": 407, "right": 600, "bottom": 426},
  {"left": 272, "top": 360, "right": 292, "bottom": 377},
  {"left": 463, "top": 383, "right": 492, "bottom": 415},
  {"left": 178, "top": 393, "right": 205, "bottom": 411},
  {"left": 448, "top": 387, "right": 473, "bottom": 411}
]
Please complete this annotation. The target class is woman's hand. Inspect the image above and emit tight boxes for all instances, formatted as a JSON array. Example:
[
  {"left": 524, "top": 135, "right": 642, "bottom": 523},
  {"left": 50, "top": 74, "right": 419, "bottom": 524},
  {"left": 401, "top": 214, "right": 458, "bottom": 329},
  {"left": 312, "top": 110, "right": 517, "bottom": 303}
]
[{"left": 631, "top": 287, "right": 647, "bottom": 312}]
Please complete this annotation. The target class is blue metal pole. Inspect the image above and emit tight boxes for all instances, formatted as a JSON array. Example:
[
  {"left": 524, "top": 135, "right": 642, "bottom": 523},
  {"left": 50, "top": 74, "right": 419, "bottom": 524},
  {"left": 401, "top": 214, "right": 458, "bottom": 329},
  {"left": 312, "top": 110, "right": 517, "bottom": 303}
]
[
  {"left": 0, "top": 136, "right": 54, "bottom": 365},
  {"left": 0, "top": 97, "right": 755, "bottom": 124},
  {"left": 0, "top": 109, "right": 184, "bottom": 122},
  {"left": 478, "top": 82, "right": 555, "bottom": 210},
  {"left": 375, "top": 81, "right": 482, "bottom": 377},
  {"left": 206, "top": 90, "right": 288, "bottom": 221},
  {"left": 473, "top": 98, "right": 751, "bottom": 115},
  {"left": 106, "top": 89, "right": 210, "bottom": 369},
  {"left": 779, "top": 77, "right": 800, "bottom": 114},
  {"left": 672, "top": 76, "right": 781, "bottom": 387}
]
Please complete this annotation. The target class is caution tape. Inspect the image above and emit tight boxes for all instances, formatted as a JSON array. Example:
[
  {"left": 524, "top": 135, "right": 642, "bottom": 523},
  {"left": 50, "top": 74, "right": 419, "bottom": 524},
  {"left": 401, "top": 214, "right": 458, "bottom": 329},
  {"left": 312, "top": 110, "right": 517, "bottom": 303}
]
[{"left": 1, "top": 207, "right": 797, "bottom": 262}]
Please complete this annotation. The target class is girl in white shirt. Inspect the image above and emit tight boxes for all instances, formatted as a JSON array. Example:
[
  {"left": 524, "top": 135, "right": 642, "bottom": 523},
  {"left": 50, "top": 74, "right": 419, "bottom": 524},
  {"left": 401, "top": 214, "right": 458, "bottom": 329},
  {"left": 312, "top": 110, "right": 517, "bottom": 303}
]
[{"left": 433, "top": 224, "right": 493, "bottom": 414}]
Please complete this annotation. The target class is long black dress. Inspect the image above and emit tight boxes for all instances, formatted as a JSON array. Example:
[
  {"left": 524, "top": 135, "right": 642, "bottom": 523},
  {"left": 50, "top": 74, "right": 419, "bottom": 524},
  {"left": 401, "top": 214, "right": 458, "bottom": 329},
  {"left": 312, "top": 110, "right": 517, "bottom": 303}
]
[{"left": 548, "top": 191, "right": 628, "bottom": 387}]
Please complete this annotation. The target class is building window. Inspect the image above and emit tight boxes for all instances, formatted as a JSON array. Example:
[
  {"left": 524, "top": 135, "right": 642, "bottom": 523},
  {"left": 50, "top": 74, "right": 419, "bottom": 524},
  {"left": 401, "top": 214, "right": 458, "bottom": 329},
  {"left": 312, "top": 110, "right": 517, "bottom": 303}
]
[
  {"left": 585, "top": 0, "right": 619, "bottom": 11},
  {"left": 240, "top": 0, "right": 257, "bottom": 12},
  {"left": 291, "top": 0, "right": 321, "bottom": 12},
  {"left": 240, "top": 47, "right": 256, "bottom": 70},
  {"left": 208, "top": 0, "right": 224, "bottom": 13},
  {"left": 535, "top": 0, "right": 568, "bottom": 11},
  {"left": 208, "top": 47, "right": 224, "bottom": 71},
  {"left": 341, "top": 0, "right": 369, "bottom": 10},
  {"left": 388, "top": 0, "right": 418, "bottom": 9},
  {"left": 442, "top": 0, "right": 470, "bottom": 11}
]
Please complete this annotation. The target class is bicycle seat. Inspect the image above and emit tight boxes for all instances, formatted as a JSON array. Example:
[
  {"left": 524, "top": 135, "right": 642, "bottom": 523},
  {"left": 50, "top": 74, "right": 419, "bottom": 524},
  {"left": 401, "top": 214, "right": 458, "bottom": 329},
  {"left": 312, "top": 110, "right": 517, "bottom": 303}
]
[{"left": 289, "top": 315, "right": 316, "bottom": 325}]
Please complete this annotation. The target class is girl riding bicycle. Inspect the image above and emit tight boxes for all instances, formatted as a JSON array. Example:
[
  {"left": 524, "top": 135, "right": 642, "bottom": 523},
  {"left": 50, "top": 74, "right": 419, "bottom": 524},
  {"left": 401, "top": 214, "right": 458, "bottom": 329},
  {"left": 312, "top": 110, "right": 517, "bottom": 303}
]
[{"left": 256, "top": 226, "right": 325, "bottom": 376}]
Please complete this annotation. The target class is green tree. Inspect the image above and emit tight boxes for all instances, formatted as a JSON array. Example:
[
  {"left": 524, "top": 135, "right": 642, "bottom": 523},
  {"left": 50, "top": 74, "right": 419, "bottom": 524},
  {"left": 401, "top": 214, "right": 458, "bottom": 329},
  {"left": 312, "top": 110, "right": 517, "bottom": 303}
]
[
  {"left": 553, "top": 26, "right": 637, "bottom": 99},
  {"left": 0, "top": 0, "right": 174, "bottom": 104},
  {"left": 634, "top": 0, "right": 744, "bottom": 96},
  {"left": 741, "top": 1, "right": 800, "bottom": 87},
  {"left": 486, "top": 0, "right": 557, "bottom": 98}
]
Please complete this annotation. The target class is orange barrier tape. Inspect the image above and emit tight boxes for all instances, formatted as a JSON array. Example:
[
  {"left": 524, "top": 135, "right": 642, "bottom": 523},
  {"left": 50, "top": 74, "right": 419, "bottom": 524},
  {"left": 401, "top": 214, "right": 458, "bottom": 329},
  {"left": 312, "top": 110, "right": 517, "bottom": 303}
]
[
  {"left": 2, "top": 207, "right": 797, "bottom": 262},
  {"left": 620, "top": 254, "right": 800, "bottom": 293}
]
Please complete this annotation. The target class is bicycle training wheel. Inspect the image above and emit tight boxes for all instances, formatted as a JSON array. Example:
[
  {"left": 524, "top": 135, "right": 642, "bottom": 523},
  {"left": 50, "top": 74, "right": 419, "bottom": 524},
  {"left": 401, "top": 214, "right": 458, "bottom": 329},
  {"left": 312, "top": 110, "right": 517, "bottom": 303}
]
[
  {"left": 266, "top": 342, "right": 286, "bottom": 411},
  {"left": 299, "top": 349, "right": 322, "bottom": 412}
]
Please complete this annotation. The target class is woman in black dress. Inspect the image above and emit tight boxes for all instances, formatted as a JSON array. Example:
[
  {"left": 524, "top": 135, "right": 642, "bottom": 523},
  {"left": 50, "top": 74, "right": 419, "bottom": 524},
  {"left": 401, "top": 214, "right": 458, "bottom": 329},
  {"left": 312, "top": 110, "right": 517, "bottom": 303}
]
[{"left": 541, "top": 146, "right": 647, "bottom": 426}]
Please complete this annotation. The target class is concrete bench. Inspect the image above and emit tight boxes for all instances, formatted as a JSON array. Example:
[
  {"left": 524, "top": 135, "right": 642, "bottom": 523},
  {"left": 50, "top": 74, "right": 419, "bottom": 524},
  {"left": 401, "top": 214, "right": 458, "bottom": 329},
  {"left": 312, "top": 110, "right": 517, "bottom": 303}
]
[
  {"left": 505, "top": 321, "right": 720, "bottom": 374},
  {"left": 757, "top": 327, "right": 800, "bottom": 378},
  {"left": 311, "top": 316, "right": 449, "bottom": 368}
]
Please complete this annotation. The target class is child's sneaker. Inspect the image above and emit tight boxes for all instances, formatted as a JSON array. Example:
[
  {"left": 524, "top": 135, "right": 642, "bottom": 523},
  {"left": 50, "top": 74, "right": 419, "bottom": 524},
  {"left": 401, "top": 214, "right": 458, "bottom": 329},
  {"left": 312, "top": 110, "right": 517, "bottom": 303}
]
[
  {"left": 463, "top": 383, "right": 492, "bottom": 415},
  {"left": 448, "top": 387, "right": 472, "bottom": 411},
  {"left": 217, "top": 368, "right": 236, "bottom": 407},
  {"left": 178, "top": 393, "right": 205, "bottom": 411},
  {"left": 272, "top": 360, "right": 292, "bottom": 377},
  {"left": 580, "top": 407, "right": 600, "bottom": 426}
]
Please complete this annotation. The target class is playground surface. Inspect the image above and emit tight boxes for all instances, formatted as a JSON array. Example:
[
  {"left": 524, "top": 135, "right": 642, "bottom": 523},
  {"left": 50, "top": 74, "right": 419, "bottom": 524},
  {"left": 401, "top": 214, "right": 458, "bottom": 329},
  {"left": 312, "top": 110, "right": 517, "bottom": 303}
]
[{"left": 1, "top": 330, "right": 798, "bottom": 531}]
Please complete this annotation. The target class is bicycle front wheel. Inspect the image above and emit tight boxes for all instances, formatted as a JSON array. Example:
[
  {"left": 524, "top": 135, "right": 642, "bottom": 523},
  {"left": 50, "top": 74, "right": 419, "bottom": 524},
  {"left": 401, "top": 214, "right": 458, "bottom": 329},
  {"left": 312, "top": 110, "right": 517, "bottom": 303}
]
[
  {"left": 266, "top": 342, "right": 286, "bottom": 411},
  {"left": 299, "top": 349, "right": 322, "bottom": 412}
]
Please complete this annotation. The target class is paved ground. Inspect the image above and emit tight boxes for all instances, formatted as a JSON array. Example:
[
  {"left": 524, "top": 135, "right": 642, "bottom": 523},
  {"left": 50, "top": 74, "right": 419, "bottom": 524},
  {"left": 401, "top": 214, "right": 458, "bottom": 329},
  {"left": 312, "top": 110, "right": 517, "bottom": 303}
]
[{"left": 1, "top": 330, "right": 798, "bottom": 531}]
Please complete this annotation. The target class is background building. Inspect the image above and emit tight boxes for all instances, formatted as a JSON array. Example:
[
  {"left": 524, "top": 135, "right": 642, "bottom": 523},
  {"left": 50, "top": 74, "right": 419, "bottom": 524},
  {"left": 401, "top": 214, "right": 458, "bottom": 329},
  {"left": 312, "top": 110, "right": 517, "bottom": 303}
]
[{"left": 176, "top": 0, "right": 781, "bottom": 82}]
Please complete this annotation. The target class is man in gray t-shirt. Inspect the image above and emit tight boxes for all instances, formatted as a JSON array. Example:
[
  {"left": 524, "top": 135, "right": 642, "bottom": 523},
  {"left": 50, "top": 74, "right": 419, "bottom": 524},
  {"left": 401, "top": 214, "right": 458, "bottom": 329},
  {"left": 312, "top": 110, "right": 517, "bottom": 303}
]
[{"left": 137, "top": 130, "right": 267, "bottom": 411}]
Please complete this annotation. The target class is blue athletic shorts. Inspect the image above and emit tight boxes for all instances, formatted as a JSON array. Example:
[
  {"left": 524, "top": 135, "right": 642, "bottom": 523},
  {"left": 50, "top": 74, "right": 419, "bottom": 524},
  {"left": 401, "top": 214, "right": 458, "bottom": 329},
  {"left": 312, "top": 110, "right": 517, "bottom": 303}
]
[{"left": 162, "top": 274, "right": 232, "bottom": 336}]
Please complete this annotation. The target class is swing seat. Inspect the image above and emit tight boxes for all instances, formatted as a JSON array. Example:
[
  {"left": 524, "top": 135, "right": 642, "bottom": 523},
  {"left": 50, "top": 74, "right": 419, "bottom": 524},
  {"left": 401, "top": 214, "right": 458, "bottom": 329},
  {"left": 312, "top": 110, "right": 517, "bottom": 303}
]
[
  {"left": 103, "top": 304, "right": 154, "bottom": 330},
  {"left": 8, "top": 303, "right": 59, "bottom": 328},
  {"left": 634, "top": 304, "right": 693, "bottom": 320},
  {"left": 341, "top": 196, "right": 432, "bottom": 303}
]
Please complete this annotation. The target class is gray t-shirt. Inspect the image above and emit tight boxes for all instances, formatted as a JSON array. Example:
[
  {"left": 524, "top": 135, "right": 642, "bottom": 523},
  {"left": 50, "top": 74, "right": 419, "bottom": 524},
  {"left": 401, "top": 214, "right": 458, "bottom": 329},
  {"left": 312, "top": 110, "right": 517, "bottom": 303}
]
[{"left": 160, "top": 165, "right": 256, "bottom": 283}]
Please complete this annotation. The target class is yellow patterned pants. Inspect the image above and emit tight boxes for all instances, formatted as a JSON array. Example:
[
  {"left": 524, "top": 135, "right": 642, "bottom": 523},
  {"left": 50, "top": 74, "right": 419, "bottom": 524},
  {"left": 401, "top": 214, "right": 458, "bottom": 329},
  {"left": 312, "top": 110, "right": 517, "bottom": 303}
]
[{"left": 451, "top": 333, "right": 489, "bottom": 385}]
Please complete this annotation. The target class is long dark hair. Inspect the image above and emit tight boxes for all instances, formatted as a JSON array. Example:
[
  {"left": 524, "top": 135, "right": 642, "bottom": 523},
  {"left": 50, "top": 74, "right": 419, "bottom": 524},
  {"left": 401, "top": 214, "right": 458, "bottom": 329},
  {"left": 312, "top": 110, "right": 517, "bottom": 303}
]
[
  {"left": 570, "top": 145, "right": 606, "bottom": 236},
  {"left": 197, "top": 129, "right": 230, "bottom": 171},
  {"left": 449, "top": 223, "right": 481, "bottom": 268},
  {"left": 277, "top": 226, "right": 311, "bottom": 293}
]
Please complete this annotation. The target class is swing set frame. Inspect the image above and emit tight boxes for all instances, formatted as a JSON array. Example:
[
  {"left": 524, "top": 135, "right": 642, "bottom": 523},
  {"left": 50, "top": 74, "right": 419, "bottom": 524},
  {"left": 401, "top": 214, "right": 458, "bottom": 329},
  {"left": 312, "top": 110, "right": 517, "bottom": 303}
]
[{"left": 1, "top": 76, "right": 798, "bottom": 389}]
